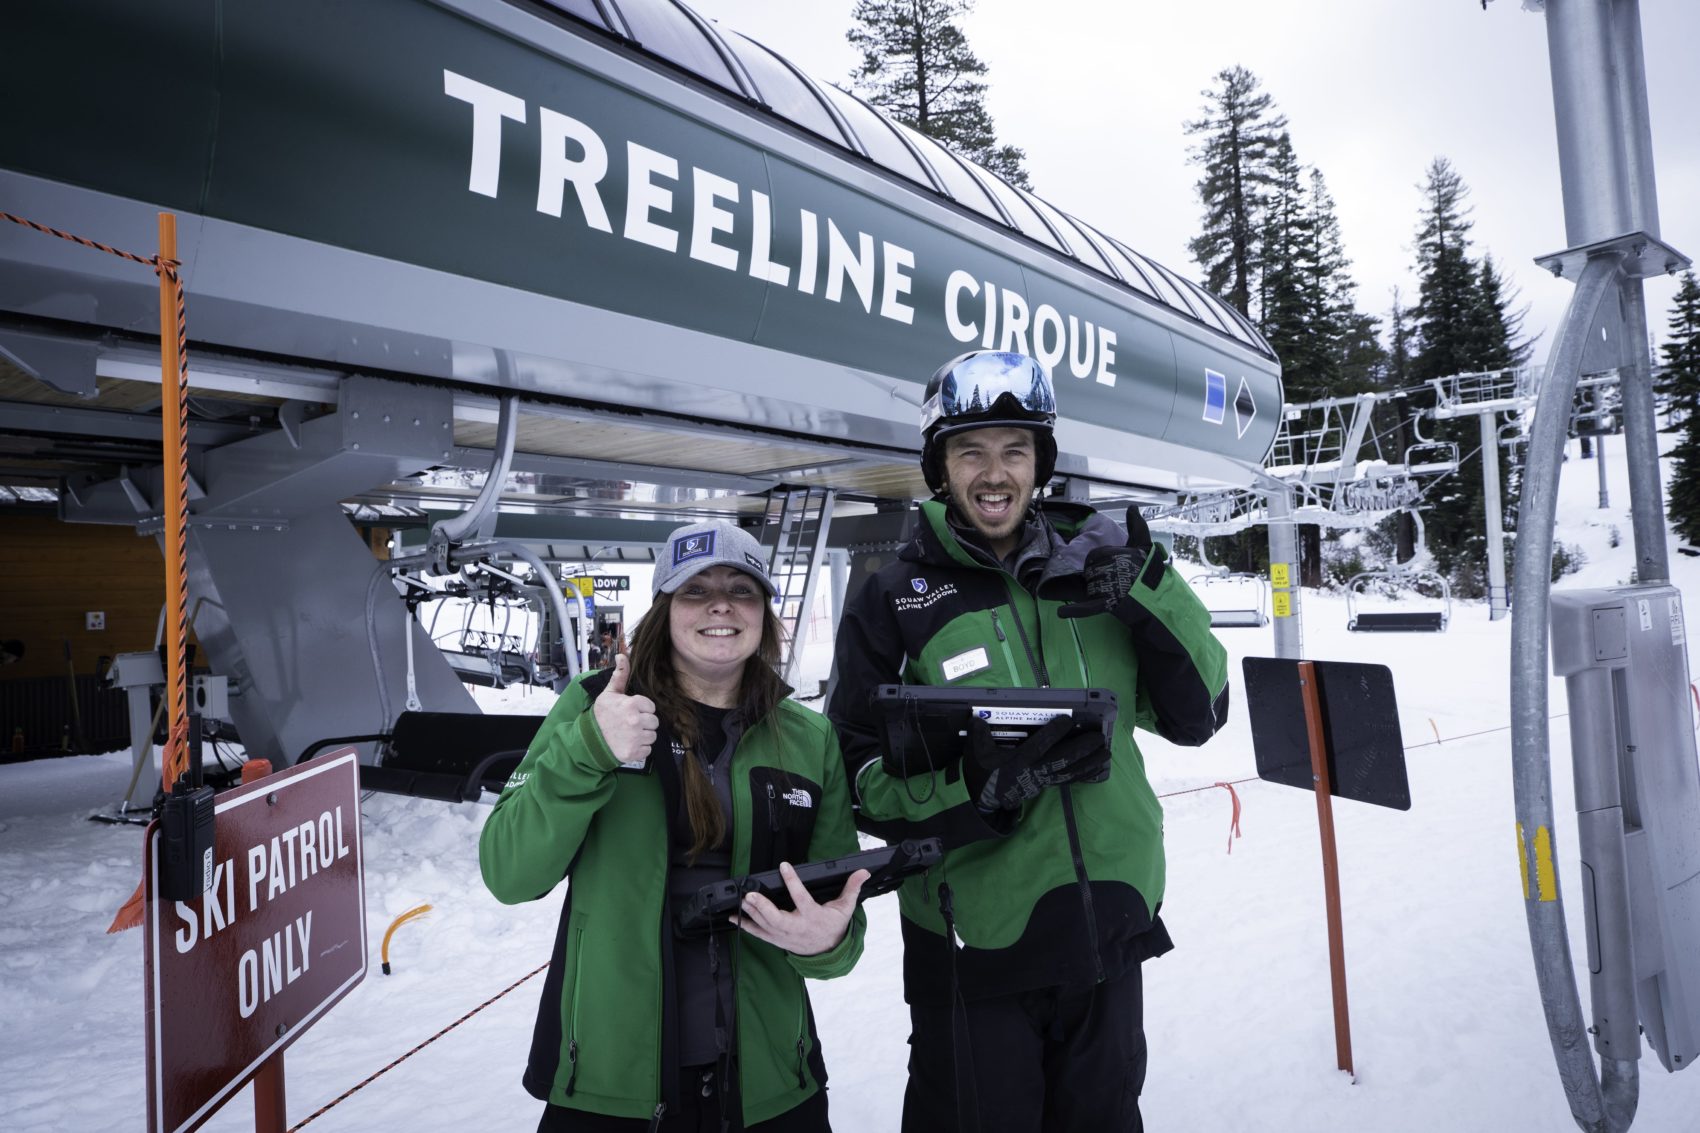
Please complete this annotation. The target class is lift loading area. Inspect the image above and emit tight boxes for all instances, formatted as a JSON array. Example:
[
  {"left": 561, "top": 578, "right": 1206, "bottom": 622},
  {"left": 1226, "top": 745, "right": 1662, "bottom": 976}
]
[
  {"left": 0, "top": 0, "right": 1281, "bottom": 784},
  {"left": 5, "top": 2, "right": 1700, "bottom": 1130}
]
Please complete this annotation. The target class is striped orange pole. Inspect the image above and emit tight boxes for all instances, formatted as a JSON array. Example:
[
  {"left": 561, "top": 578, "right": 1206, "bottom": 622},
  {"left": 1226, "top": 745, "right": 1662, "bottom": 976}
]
[{"left": 157, "top": 212, "right": 190, "bottom": 791}]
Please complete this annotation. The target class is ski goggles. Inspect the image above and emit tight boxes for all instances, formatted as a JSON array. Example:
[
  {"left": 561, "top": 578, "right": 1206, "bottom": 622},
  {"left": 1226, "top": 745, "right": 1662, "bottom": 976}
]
[{"left": 920, "top": 351, "right": 1057, "bottom": 435}]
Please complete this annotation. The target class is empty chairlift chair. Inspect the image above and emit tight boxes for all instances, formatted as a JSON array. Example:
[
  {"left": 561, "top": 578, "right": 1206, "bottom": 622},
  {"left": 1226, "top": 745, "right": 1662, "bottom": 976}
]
[
  {"left": 1193, "top": 570, "right": 1271, "bottom": 628},
  {"left": 298, "top": 712, "right": 546, "bottom": 803},
  {"left": 1346, "top": 569, "right": 1451, "bottom": 632}
]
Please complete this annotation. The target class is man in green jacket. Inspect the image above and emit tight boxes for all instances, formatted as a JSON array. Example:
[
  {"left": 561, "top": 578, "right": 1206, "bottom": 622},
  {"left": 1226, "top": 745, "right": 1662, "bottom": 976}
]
[{"left": 827, "top": 350, "right": 1230, "bottom": 1132}]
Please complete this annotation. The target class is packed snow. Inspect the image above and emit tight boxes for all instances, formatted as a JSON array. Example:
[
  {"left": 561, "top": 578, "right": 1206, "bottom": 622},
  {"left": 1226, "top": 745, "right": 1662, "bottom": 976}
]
[{"left": 5, "top": 433, "right": 1700, "bottom": 1132}]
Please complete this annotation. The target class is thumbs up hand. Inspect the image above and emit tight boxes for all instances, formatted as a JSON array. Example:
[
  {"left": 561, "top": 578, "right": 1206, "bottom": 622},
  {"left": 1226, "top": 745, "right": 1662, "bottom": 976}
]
[
  {"left": 592, "top": 654, "right": 660, "bottom": 769},
  {"left": 1058, "top": 506, "right": 1155, "bottom": 623}
]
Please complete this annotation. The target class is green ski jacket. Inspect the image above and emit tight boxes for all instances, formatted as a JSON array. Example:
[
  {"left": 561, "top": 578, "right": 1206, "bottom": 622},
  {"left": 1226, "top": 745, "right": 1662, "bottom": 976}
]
[
  {"left": 827, "top": 499, "right": 1229, "bottom": 1004},
  {"left": 481, "top": 667, "right": 866, "bottom": 1125}
]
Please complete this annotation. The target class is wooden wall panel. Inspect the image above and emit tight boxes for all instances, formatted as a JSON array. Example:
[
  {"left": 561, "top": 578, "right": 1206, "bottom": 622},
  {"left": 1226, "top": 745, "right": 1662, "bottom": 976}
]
[{"left": 0, "top": 513, "right": 166, "bottom": 682}]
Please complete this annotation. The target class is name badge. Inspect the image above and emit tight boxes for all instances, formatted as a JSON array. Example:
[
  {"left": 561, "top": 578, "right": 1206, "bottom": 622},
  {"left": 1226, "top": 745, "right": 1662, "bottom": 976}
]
[{"left": 941, "top": 647, "right": 991, "bottom": 682}]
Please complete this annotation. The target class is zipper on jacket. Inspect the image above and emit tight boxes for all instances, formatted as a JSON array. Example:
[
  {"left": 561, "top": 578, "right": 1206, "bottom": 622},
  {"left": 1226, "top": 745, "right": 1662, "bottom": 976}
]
[
  {"left": 794, "top": 995, "right": 809, "bottom": 1087},
  {"left": 997, "top": 601, "right": 1049, "bottom": 687},
  {"left": 647, "top": 1102, "right": 666, "bottom": 1131},
  {"left": 986, "top": 610, "right": 1021, "bottom": 683},
  {"left": 765, "top": 781, "right": 778, "bottom": 830},
  {"left": 565, "top": 924, "right": 586, "bottom": 1095}
]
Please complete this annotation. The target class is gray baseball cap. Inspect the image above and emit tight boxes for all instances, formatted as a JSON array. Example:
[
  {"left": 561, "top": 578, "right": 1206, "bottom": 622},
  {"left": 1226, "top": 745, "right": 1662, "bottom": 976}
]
[{"left": 653, "top": 520, "right": 778, "bottom": 599}]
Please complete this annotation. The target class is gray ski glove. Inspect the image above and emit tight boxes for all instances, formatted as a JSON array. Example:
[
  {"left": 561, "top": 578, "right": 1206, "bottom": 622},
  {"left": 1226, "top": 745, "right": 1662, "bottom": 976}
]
[
  {"left": 1057, "top": 506, "right": 1155, "bottom": 625},
  {"left": 963, "top": 716, "right": 1111, "bottom": 813}
]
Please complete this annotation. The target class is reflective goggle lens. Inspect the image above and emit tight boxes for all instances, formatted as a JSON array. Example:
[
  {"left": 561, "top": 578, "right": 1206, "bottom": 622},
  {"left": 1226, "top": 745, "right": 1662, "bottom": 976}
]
[{"left": 922, "top": 352, "right": 1056, "bottom": 433}]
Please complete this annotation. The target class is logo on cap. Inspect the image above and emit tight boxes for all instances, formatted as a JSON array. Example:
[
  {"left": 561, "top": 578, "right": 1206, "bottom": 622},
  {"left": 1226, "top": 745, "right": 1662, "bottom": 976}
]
[
  {"left": 744, "top": 551, "right": 767, "bottom": 574},
  {"left": 673, "top": 531, "right": 715, "bottom": 566},
  {"left": 912, "top": 578, "right": 928, "bottom": 594}
]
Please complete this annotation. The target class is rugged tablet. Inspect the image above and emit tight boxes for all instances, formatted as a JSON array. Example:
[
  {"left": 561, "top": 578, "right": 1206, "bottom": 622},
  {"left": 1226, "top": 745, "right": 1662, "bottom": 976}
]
[
  {"left": 676, "top": 837, "right": 943, "bottom": 935},
  {"left": 872, "top": 684, "right": 1118, "bottom": 779}
]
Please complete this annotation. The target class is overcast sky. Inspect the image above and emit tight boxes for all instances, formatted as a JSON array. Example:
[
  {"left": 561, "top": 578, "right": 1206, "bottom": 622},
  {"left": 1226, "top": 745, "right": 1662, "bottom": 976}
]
[{"left": 687, "top": 0, "right": 1699, "bottom": 367}]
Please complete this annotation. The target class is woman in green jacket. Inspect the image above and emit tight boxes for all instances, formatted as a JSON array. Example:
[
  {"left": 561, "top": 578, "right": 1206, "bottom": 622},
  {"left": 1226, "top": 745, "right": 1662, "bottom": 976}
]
[{"left": 481, "top": 520, "right": 868, "bottom": 1132}]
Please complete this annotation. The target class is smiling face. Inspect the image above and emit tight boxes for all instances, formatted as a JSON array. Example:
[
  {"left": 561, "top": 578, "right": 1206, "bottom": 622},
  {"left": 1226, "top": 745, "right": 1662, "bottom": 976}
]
[
  {"left": 667, "top": 564, "right": 767, "bottom": 701},
  {"left": 942, "top": 425, "right": 1038, "bottom": 557}
]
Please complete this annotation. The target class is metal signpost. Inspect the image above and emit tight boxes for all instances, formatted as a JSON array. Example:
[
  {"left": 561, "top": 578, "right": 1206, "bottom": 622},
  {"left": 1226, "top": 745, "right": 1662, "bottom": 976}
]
[
  {"left": 1242, "top": 657, "right": 1410, "bottom": 1078},
  {"left": 143, "top": 750, "right": 366, "bottom": 1133}
]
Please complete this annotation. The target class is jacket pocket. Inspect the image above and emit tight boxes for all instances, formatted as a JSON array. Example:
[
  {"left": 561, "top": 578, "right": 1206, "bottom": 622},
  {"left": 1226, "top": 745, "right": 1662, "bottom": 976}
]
[
  {"left": 563, "top": 917, "right": 588, "bottom": 1095},
  {"left": 746, "top": 767, "right": 822, "bottom": 871}
]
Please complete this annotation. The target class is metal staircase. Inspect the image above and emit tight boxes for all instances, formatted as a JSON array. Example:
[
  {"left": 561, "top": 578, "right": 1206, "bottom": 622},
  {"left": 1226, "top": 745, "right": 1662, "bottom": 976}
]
[{"left": 759, "top": 486, "right": 835, "bottom": 684}]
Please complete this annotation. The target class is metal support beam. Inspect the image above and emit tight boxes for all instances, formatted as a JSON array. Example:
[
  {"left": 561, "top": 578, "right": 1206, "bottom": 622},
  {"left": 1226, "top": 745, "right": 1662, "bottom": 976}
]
[
  {"left": 1481, "top": 411, "right": 1510, "bottom": 620},
  {"left": 1512, "top": 250, "right": 1630, "bottom": 1133},
  {"left": 1262, "top": 478, "right": 1302, "bottom": 659}
]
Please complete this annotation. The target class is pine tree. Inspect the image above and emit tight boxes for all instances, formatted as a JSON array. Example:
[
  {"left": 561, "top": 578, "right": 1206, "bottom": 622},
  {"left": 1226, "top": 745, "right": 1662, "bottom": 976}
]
[
  {"left": 1408, "top": 159, "right": 1522, "bottom": 595},
  {"left": 1185, "top": 65, "right": 1287, "bottom": 318},
  {"left": 1384, "top": 291, "right": 1418, "bottom": 562},
  {"left": 847, "top": 0, "right": 1031, "bottom": 187},
  {"left": 1411, "top": 158, "right": 1483, "bottom": 382},
  {"left": 1661, "top": 273, "right": 1700, "bottom": 543},
  {"left": 1256, "top": 133, "right": 1320, "bottom": 395},
  {"left": 1471, "top": 255, "right": 1533, "bottom": 371},
  {"left": 1307, "top": 170, "right": 1384, "bottom": 396}
]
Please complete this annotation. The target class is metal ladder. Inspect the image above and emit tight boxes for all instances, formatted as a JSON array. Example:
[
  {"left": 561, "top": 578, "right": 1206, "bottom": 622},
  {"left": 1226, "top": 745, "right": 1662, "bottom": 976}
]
[{"left": 759, "top": 486, "right": 835, "bottom": 685}]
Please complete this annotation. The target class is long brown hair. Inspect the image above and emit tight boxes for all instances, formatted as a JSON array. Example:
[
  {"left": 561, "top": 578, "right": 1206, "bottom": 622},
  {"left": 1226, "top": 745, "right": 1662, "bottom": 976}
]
[{"left": 626, "top": 590, "right": 789, "bottom": 862}]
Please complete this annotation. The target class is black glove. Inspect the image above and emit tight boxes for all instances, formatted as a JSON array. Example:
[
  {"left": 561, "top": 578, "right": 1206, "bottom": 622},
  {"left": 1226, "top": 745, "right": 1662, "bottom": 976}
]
[
  {"left": 1058, "top": 506, "right": 1154, "bottom": 623},
  {"left": 962, "top": 716, "right": 1111, "bottom": 813}
]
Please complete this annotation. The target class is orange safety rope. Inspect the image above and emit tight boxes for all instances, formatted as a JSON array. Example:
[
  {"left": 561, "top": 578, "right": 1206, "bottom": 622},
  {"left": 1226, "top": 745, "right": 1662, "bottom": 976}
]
[
  {"left": 1, "top": 211, "right": 194, "bottom": 931},
  {"left": 288, "top": 962, "right": 550, "bottom": 1131}
]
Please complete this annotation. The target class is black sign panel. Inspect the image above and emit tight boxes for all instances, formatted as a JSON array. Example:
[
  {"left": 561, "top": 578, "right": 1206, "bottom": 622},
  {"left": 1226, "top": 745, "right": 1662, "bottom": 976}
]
[{"left": 1242, "top": 657, "right": 1411, "bottom": 810}]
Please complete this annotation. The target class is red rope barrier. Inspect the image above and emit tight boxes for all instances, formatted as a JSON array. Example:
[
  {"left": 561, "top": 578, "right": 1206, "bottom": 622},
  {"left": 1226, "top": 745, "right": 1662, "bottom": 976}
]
[{"left": 288, "top": 962, "right": 550, "bottom": 1131}]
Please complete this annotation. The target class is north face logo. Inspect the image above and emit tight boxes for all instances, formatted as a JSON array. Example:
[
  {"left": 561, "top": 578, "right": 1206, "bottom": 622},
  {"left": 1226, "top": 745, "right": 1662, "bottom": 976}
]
[
  {"left": 782, "top": 788, "right": 813, "bottom": 809},
  {"left": 911, "top": 578, "right": 928, "bottom": 594}
]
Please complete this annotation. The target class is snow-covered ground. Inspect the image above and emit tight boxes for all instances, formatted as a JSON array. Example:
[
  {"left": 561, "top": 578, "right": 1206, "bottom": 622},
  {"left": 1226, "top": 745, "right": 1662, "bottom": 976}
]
[{"left": 6, "top": 433, "right": 1700, "bottom": 1132}]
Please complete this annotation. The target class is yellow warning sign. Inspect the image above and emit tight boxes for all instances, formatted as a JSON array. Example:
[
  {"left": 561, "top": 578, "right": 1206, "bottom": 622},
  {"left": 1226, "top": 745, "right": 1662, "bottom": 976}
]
[
  {"left": 1273, "top": 592, "right": 1292, "bottom": 618},
  {"left": 1270, "top": 563, "right": 1290, "bottom": 589}
]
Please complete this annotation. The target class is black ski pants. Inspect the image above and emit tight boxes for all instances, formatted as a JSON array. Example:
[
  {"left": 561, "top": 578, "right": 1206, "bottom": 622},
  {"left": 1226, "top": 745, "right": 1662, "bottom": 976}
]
[
  {"left": 537, "top": 1064, "right": 830, "bottom": 1133},
  {"left": 901, "top": 961, "right": 1146, "bottom": 1133}
]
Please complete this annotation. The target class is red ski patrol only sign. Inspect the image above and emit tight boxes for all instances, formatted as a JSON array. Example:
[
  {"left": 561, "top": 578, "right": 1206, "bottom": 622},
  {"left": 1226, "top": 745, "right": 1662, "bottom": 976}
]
[{"left": 144, "top": 750, "right": 367, "bottom": 1132}]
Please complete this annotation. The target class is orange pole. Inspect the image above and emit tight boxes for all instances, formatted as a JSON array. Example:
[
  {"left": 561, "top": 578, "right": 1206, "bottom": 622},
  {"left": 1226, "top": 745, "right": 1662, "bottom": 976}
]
[
  {"left": 1298, "top": 660, "right": 1354, "bottom": 1077},
  {"left": 157, "top": 213, "right": 189, "bottom": 791}
]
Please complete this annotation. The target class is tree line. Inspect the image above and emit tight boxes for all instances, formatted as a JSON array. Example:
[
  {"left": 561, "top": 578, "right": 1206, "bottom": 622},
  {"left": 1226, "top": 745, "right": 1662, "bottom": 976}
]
[{"left": 843, "top": 4, "right": 1700, "bottom": 592}]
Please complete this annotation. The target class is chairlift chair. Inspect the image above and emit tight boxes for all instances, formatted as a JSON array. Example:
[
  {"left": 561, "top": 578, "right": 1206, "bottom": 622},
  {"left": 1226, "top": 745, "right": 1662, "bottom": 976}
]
[
  {"left": 1403, "top": 440, "right": 1460, "bottom": 476},
  {"left": 1346, "top": 510, "right": 1451, "bottom": 632},
  {"left": 1190, "top": 543, "right": 1271, "bottom": 629},
  {"left": 1347, "top": 568, "right": 1451, "bottom": 632},
  {"left": 1192, "top": 571, "right": 1271, "bottom": 628},
  {"left": 297, "top": 711, "right": 545, "bottom": 803}
]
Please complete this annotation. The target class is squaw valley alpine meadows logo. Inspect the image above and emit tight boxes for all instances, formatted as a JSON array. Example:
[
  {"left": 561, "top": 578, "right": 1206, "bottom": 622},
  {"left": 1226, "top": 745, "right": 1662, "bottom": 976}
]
[
  {"left": 895, "top": 577, "right": 957, "bottom": 612},
  {"left": 673, "top": 531, "right": 714, "bottom": 565}
]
